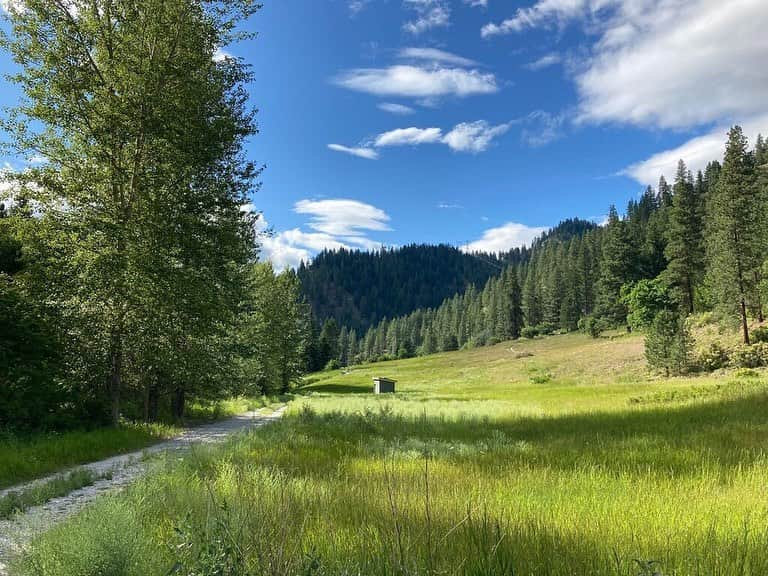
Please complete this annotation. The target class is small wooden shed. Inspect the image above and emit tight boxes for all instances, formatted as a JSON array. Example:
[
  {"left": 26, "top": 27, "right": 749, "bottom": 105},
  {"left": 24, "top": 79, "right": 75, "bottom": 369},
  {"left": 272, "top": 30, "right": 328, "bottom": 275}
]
[{"left": 373, "top": 377, "right": 396, "bottom": 394}]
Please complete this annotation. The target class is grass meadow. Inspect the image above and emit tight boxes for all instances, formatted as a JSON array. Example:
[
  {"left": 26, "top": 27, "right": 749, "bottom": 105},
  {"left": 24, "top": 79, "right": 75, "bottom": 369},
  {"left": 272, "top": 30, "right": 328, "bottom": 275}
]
[{"left": 13, "top": 333, "right": 768, "bottom": 575}]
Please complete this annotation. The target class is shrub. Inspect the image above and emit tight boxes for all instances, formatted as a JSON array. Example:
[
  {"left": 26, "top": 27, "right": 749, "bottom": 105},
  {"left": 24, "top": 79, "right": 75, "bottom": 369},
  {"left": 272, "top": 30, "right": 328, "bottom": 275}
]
[
  {"left": 751, "top": 326, "right": 768, "bottom": 343},
  {"left": 535, "top": 323, "right": 556, "bottom": 336},
  {"left": 578, "top": 316, "right": 607, "bottom": 339},
  {"left": 697, "top": 342, "right": 731, "bottom": 372},
  {"left": 730, "top": 343, "right": 768, "bottom": 369},
  {"left": 645, "top": 310, "right": 692, "bottom": 376},
  {"left": 521, "top": 326, "right": 539, "bottom": 339},
  {"left": 324, "top": 359, "right": 341, "bottom": 371}
]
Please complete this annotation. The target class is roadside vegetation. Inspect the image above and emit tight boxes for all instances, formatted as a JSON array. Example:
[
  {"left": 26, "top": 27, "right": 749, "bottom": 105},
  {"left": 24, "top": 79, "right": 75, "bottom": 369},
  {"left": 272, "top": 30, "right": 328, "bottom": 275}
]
[
  {"left": 15, "top": 333, "right": 768, "bottom": 575},
  {"left": 0, "top": 469, "right": 113, "bottom": 521},
  {"left": 0, "top": 397, "right": 278, "bottom": 490}
]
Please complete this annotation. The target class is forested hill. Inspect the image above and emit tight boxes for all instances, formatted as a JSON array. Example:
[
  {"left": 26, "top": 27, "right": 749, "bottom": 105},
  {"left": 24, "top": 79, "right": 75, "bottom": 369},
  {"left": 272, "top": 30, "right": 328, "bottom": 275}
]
[{"left": 298, "top": 220, "right": 596, "bottom": 331}]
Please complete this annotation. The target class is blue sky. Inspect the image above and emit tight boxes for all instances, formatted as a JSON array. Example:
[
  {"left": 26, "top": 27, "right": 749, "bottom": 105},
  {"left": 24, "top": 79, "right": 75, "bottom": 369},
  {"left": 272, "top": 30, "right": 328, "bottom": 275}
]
[{"left": 2, "top": 0, "right": 767, "bottom": 268}]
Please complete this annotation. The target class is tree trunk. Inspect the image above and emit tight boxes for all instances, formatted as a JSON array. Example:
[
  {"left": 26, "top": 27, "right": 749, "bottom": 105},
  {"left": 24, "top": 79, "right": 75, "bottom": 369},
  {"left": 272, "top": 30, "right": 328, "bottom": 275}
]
[
  {"left": 754, "top": 271, "right": 764, "bottom": 323},
  {"left": 108, "top": 327, "right": 123, "bottom": 427},
  {"left": 740, "top": 297, "right": 750, "bottom": 345},
  {"left": 171, "top": 386, "right": 186, "bottom": 421}
]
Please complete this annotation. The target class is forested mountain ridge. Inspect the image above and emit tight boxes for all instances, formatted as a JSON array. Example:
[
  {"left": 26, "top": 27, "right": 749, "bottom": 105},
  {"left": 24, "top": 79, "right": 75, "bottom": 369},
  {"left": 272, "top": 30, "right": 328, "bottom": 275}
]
[
  {"left": 298, "top": 219, "right": 596, "bottom": 332},
  {"left": 309, "top": 129, "right": 768, "bottom": 373}
]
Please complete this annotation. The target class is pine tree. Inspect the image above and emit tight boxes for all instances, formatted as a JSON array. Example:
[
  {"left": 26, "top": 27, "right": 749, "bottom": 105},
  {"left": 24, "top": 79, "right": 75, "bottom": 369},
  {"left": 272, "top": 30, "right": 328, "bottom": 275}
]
[
  {"left": 645, "top": 309, "right": 691, "bottom": 376},
  {"left": 507, "top": 269, "right": 524, "bottom": 339},
  {"left": 706, "top": 126, "right": 764, "bottom": 343},
  {"left": 665, "top": 160, "right": 705, "bottom": 314},
  {"left": 598, "top": 206, "right": 634, "bottom": 325}
]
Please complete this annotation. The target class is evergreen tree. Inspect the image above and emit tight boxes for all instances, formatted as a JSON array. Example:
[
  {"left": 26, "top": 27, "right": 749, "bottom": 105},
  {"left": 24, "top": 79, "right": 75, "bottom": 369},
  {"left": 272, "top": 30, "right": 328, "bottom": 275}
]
[
  {"left": 706, "top": 126, "right": 765, "bottom": 343},
  {"left": 598, "top": 206, "right": 634, "bottom": 325},
  {"left": 665, "top": 160, "right": 705, "bottom": 313},
  {"left": 645, "top": 309, "right": 691, "bottom": 376}
]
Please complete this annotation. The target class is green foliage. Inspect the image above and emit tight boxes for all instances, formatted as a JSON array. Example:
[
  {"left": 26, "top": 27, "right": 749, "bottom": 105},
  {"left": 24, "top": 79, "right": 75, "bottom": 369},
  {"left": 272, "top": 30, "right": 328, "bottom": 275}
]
[
  {"left": 0, "top": 468, "right": 109, "bottom": 520},
  {"left": 0, "top": 276, "right": 63, "bottom": 430},
  {"left": 0, "top": 0, "right": 262, "bottom": 426},
  {"left": 730, "top": 343, "right": 768, "bottom": 369},
  {"left": 0, "top": 423, "right": 175, "bottom": 489},
  {"left": 706, "top": 126, "right": 767, "bottom": 343},
  {"left": 324, "top": 359, "right": 342, "bottom": 371},
  {"left": 238, "top": 263, "right": 311, "bottom": 395},
  {"left": 645, "top": 310, "right": 692, "bottom": 376},
  {"left": 622, "top": 278, "right": 676, "bottom": 331},
  {"left": 521, "top": 326, "right": 539, "bottom": 339},
  {"left": 751, "top": 326, "right": 768, "bottom": 343},
  {"left": 696, "top": 341, "right": 731, "bottom": 372},
  {"left": 578, "top": 316, "right": 607, "bottom": 339},
  {"left": 664, "top": 160, "right": 705, "bottom": 314}
]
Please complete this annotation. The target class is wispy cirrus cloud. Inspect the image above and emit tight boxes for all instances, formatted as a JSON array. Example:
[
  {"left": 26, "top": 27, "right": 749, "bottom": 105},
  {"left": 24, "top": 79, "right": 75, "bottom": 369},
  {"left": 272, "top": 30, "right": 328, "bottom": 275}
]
[
  {"left": 374, "top": 127, "right": 444, "bottom": 147},
  {"left": 525, "top": 53, "right": 561, "bottom": 71},
  {"left": 259, "top": 199, "right": 393, "bottom": 269},
  {"left": 327, "top": 143, "right": 379, "bottom": 160},
  {"left": 333, "top": 65, "right": 498, "bottom": 99},
  {"left": 331, "top": 120, "right": 511, "bottom": 159},
  {"left": 378, "top": 102, "right": 417, "bottom": 115},
  {"left": 402, "top": 0, "right": 450, "bottom": 35},
  {"left": 398, "top": 47, "right": 478, "bottom": 67}
]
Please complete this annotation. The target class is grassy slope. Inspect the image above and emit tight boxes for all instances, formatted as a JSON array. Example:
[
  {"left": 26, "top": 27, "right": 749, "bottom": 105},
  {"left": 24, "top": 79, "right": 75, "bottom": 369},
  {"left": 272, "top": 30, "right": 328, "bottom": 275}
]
[{"left": 16, "top": 333, "right": 768, "bottom": 575}]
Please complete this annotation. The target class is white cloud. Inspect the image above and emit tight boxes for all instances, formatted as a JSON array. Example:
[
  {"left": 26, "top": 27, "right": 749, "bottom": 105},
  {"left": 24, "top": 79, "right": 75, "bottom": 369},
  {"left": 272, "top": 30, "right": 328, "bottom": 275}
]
[
  {"left": 403, "top": 0, "right": 450, "bottom": 35},
  {"left": 525, "top": 53, "right": 561, "bottom": 70},
  {"left": 483, "top": 0, "right": 768, "bottom": 131},
  {"left": 481, "top": 0, "right": 592, "bottom": 38},
  {"left": 213, "top": 48, "right": 232, "bottom": 62},
  {"left": 335, "top": 120, "right": 511, "bottom": 158},
  {"left": 519, "top": 110, "right": 565, "bottom": 147},
  {"left": 399, "top": 47, "right": 477, "bottom": 67},
  {"left": 348, "top": 0, "right": 371, "bottom": 16},
  {"left": 462, "top": 222, "right": 548, "bottom": 253},
  {"left": 295, "top": 199, "right": 392, "bottom": 237},
  {"left": 375, "top": 127, "right": 443, "bottom": 147},
  {"left": 438, "top": 202, "right": 464, "bottom": 209},
  {"left": 463, "top": 0, "right": 488, "bottom": 7},
  {"left": 623, "top": 115, "right": 768, "bottom": 185},
  {"left": 258, "top": 199, "right": 393, "bottom": 269},
  {"left": 443, "top": 120, "right": 511, "bottom": 153},
  {"left": 378, "top": 102, "right": 417, "bottom": 115},
  {"left": 328, "top": 143, "right": 379, "bottom": 160},
  {"left": 333, "top": 65, "right": 498, "bottom": 99}
]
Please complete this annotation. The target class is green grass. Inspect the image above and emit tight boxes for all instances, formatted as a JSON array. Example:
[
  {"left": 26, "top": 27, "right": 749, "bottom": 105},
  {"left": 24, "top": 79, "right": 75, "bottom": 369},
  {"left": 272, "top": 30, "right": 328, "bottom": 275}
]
[
  {"left": 0, "top": 397, "right": 271, "bottom": 490},
  {"left": 0, "top": 468, "right": 112, "bottom": 520},
  {"left": 14, "top": 333, "right": 768, "bottom": 575},
  {"left": 0, "top": 423, "right": 176, "bottom": 491}
]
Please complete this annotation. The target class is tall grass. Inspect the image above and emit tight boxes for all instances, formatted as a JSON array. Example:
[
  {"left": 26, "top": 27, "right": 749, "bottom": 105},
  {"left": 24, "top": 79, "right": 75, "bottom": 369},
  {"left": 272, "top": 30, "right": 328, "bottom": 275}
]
[
  {"left": 0, "top": 423, "right": 175, "bottom": 490},
  {"left": 14, "top": 334, "right": 768, "bottom": 575},
  {"left": 0, "top": 396, "right": 276, "bottom": 490}
]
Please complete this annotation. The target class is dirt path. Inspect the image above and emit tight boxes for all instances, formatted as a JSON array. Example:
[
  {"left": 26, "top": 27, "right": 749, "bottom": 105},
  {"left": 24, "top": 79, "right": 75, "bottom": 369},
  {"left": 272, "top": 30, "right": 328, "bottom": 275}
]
[{"left": 0, "top": 407, "right": 285, "bottom": 574}]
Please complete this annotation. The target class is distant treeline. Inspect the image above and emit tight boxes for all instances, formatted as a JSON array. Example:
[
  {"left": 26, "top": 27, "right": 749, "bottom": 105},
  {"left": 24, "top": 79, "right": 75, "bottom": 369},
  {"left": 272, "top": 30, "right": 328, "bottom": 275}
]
[{"left": 308, "top": 128, "right": 768, "bottom": 370}]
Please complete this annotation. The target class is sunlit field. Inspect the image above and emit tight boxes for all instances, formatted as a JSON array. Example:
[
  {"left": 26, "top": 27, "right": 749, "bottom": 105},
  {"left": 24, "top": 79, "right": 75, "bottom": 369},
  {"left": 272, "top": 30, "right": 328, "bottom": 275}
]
[{"left": 17, "top": 333, "right": 768, "bottom": 576}]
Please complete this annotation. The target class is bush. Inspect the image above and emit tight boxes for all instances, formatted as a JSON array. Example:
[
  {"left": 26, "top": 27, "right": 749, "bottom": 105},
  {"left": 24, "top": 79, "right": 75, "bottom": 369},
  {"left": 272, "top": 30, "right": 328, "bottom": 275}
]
[
  {"left": 645, "top": 310, "right": 692, "bottom": 376},
  {"left": 697, "top": 341, "right": 731, "bottom": 372},
  {"left": 535, "top": 323, "right": 557, "bottom": 336},
  {"left": 521, "top": 326, "right": 539, "bottom": 339},
  {"left": 578, "top": 316, "right": 607, "bottom": 339},
  {"left": 751, "top": 326, "right": 768, "bottom": 343},
  {"left": 730, "top": 343, "right": 768, "bottom": 369},
  {"left": 324, "top": 359, "right": 341, "bottom": 371}
]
